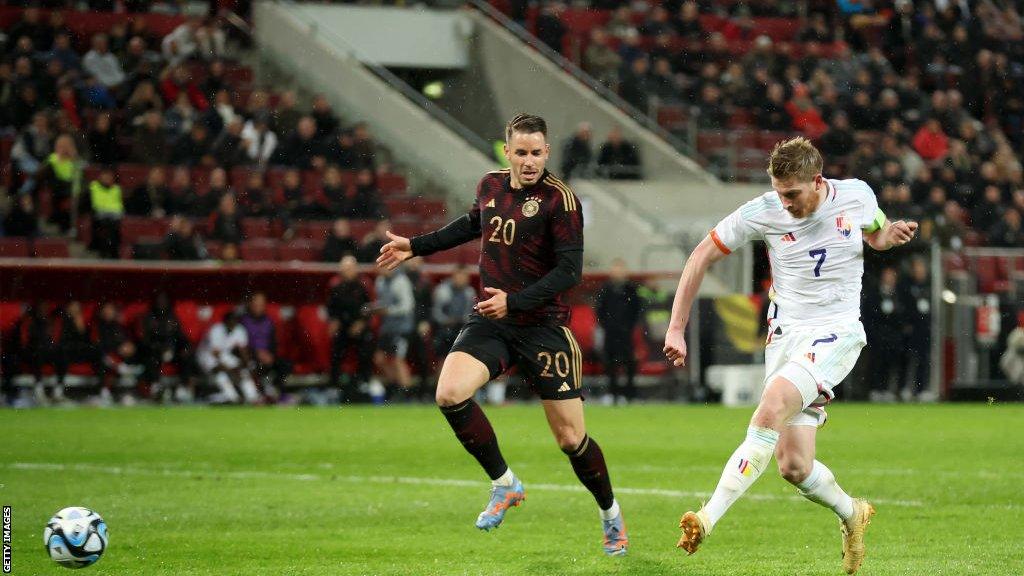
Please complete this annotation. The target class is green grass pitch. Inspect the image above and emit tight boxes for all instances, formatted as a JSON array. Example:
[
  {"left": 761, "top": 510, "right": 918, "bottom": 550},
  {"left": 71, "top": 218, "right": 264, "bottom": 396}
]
[{"left": 2, "top": 403, "right": 1022, "bottom": 575}]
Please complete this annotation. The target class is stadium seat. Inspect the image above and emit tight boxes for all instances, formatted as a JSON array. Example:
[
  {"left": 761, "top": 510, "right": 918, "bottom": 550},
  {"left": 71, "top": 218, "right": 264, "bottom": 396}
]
[
  {"left": 33, "top": 238, "right": 70, "bottom": 258},
  {"left": 278, "top": 240, "right": 322, "bottom": 262},
  {"left": 242, "top": 218, "right": 273, "bottom": 239},
  {"left": 240, "top": 239, "right": 278, "bottom": 262},
  {"left": 0, "top": 238, "right": 31, "bottom": 258}
]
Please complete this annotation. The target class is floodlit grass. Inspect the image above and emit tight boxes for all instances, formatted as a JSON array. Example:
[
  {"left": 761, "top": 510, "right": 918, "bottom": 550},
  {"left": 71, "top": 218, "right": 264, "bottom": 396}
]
[{"left": 2, "top": 403, "right": 1022, "bottom": 575}]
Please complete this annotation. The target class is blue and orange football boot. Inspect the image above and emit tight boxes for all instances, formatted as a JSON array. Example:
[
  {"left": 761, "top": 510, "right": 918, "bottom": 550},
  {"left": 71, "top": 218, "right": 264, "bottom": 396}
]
[
  {"left": 475, "top": 476, "right": 525, "bottom": 531},
  {"left": 602, "top": 510, "right": 629, "bottom": 556}
]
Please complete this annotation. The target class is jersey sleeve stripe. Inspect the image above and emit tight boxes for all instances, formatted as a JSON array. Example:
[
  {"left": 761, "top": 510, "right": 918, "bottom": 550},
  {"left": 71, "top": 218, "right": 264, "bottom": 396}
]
[
  {"left": 545, "top": 176, "right": 578, "bottom": 212},
  {"left": 709, "top": 229, "right": 732, "bottom": 255}
]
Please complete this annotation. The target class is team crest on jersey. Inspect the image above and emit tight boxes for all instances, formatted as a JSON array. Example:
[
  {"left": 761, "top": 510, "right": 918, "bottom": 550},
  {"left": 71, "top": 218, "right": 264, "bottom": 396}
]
[
  {"left": 836, "top": 213, "right": 852, "bottom": 238},
  {"left": 522, "top": 196, "right": 541, "bottom": 217}
]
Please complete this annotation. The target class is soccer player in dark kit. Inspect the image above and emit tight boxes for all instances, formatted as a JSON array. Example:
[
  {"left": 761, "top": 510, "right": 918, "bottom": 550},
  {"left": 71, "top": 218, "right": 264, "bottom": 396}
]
[{"left": 376, "top": 114, "right": 628, "bottom": 556}]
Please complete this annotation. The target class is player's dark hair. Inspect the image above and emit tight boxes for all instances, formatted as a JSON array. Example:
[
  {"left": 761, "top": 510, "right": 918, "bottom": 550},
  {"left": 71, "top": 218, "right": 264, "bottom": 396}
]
[{"left": 505, "top": 113, "right": 547, "bottom": 142}]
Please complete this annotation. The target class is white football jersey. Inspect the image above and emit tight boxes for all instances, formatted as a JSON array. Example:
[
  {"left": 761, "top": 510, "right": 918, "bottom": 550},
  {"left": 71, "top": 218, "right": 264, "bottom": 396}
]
[{"left": 711, "top": 178, "right": 882, "bottom": 325}]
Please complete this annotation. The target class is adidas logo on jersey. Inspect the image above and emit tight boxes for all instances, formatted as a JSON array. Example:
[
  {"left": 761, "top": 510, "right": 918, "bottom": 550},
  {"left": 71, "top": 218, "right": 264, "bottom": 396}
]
[
  {"left": 782, "top": 232, "right": 796, "bottom": 242},
  {"left": 558, "top": 382, "right": 571, "bottom": 392},
  {"left": 486, "top": 199, "right": 496, "bottom": 208}
]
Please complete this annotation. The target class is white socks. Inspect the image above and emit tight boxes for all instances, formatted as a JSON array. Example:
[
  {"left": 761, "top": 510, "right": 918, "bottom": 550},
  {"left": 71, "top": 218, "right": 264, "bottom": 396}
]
[
  {"left": 492, "top": 467, "right": 515, "bottom": 487},
  {"left": 796, "top": 460, "right": 855, "bottom": 522},
  {"left": 703, "top": 426, "right": 780, "bottom": 531},
  {"left": 599, "top": 499, "right": 621, "bottom": 521}
]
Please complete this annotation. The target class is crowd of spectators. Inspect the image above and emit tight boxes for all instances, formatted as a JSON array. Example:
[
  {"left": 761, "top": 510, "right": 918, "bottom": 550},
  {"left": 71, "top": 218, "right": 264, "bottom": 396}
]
[
  {"left": 0, "top": 6, "right": 395, "bottom": 259},
  {"left": 560, "top": 121, "right": 643, "bottom": 180},
  {"left": 527, "top": 0, "right": 1024, "bottom": 248}
]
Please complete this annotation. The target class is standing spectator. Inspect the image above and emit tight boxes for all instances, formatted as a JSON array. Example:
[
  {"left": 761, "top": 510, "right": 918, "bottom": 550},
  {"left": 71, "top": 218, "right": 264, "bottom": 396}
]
[
  {"left": 863, "top": 267, "right": 905, "bottom": 401},
  {"left": 36, "top": 135, "right": 82, "bottom": 234},
  {"left": 88, "top": 166, "right": 125, "bottom": 259},
  {"left": 595, "top": 258, "right": 643, "bottom": 404},
  {"left": 87, "top": 112, "right": 120, "bottom": 165},
  {"left": 431, "top": 265, "right": 476, "bottom": 357},
  {"left": 583, "top": 28, "right": 621, "bottom": 89},
  {"left": 562, "top": 122, "right": 594, "bottom": 181},
  {"left": 209, "top": 193, "right": 245, "bottom": 244},
  {"left": 240, "top": 292, "right": 292, "bottom": 401},
  {"left": 321, "top": 218, "right": 358, "bottom": 263},
  {"left": 3, "top": 194, "right": 40, "bottom": 238},
  {"left": 83, "top": 34, "right": 125, "bottom": 90},
  {"left": 597, "top": 127, "right": 642, "bottom": 179},
  {"left": 127, "top": 166, "right": 170, "bottom": 217},
  {"left": 373, "top": 265, "right": 416, "bottom": 396},
  {"left": 11, "top": 112, "right": 53, "bottom": 195},
  {"left": 327, "top": 255, "right": 374, "bottom": 402},
  {"left": 900, "top": 258, "right": 932, "bottom": 401},
  {"left": 197, "top": 311, "right": 260, "bottom": 404}
]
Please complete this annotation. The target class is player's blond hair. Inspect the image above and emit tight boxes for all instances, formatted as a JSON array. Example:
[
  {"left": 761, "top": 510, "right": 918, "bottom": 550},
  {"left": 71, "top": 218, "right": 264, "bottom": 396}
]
[{"left": 767, "top": 137, "right": 823, "bottom": 182}]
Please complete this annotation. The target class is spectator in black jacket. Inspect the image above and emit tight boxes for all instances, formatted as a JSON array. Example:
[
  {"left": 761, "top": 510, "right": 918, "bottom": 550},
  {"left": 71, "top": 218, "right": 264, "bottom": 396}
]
[
  {"left": 899, "top": 258, "right": 933, "bottom": 401},
  {"left": 3, "top": 194, "right": 40, "bottom": 238},
  {"left": 140, "top": 292, "right": 197, "bottom": 402},
  {"left": 170, "top": 123, "right": 213, "bottom": 167},
  {"left": 561, "top": 122, "right": 593, "bottom": 181},
  {"left": 817, "top": 111, "right": 857, "bottom": 157},
  {"left": 863, "top": 267, "right": 905, "bottom": 402},
  {"left": 274, "top": 116, "right": 325, "bottom": 170},
  {"left": 57, "top": 301, "right": 104, "bottom": 399},
  {"left": 209, "top": 192, "right": 244, "bottom": 244},
  {"left": 87, "top": 112, "right": 120, "bottom": 165},
  {"left": 127, "top": 166, "right": 170, "bottom": 217},
  {"left": 595, "top": 258, "right": 643, "bottom": 403},
  {"left": 597, "top": 127, "right": 642, "bottom": 179},
  {"left": 95, "top": 302, "right": 143, "bottom": 402},
  {"left": 163, "top": 216, "right": 206, "bottom": 260},
  {"left": 327, "top": 255, "right": 374, "bottom": 402},
  {"left": 321, "top": 218, "right": 358, "bottom": 263}
]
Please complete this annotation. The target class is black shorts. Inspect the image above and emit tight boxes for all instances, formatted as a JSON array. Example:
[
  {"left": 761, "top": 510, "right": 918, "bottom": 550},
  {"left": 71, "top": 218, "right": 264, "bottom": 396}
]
[{"left": 449, "top": 314, "right": 584, "bottom": 401}]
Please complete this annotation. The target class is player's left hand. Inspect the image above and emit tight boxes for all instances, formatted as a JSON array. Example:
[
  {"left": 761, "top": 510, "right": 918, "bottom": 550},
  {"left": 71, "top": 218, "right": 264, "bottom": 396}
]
[
  {"left": 889, "top": 220, "right": 918, "bottom": 246},
  {"left": 477, "top": 287, "right": 508, "bottom": 320}
]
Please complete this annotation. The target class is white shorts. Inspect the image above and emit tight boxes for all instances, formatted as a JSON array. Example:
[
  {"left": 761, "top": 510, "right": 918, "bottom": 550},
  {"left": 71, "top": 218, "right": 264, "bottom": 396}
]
[
  {"left": 764, "top": 321, "right": 866, "bottom": 427},
  {"left": 198, "top": 351, "right": 242, "bottom": 373}
]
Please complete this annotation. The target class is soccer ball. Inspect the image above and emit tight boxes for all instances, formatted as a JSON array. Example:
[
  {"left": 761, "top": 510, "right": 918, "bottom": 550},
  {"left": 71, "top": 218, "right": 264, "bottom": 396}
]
[{"left": 43, "top": 507, "right": 108, "bottom": 569}]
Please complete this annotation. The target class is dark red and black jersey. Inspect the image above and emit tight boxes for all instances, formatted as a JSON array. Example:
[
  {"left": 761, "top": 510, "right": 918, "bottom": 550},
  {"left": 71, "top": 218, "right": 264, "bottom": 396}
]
[{"left": 469, "top": 169, "right": 584, "bottom": 326}]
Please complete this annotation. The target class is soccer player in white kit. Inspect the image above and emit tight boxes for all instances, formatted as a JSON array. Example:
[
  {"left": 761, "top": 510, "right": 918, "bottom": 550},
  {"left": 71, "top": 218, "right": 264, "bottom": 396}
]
[{"left": 663, "top": 138, "right": 918, "bottom": 574}]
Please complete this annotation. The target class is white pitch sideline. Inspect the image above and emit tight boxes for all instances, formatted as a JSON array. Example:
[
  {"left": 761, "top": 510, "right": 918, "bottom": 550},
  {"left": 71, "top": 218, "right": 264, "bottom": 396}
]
[{"left": 5, "top": 461, "right": 926, "bottom": 508}]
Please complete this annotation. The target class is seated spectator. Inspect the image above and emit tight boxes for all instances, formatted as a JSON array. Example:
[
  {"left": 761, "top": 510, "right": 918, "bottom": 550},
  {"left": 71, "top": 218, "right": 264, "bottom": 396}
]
[
  {"left": 757, "top": 83, "right": 793, "bottom": 131},
  {"left": 36, "top": 135, "right": 82, "bottom": 234},
  {"left": 619, "top": 57, "right": 655, "bottom": 112},
  {"left": 325, "top": 130, "right": 358, "bottom": 170},
  {"left": 170, "top": 124, "right": 214, "bottom": 167},
  {"left": 241, "top": 116, "right": 278, "bottom": 167},
  {"left": 280, "top": 168, "right": 330, "bottom": 221},
  {"left": 125, "top": 81, "right": 164, "bottom": 124},
  {"left": 240, "top": 292, "right": 291, "bottom": 400},
  {"left": 241, "top": 172, "right": 276, "bottom": 218},
  {"left": 673, "top": 1, "right": 704, "bottom": 39},
  {"left": 204, "top": 89, "right": 238, "bottom": 136},
  {"left": 561, "top": 122, "right": 593, "bottom": 181},
  {"left": 847, "top": 90, "right": 878, "bottom": 131},
  {"left": 785, "top": 84, "right": 828, "bottom": 139},
  {"left": 818, "top": 111, "right": 856, "bottom": 157},
  {"left": 140, "top": 292, "right": 197, "bottom": 402},
  {"left": 696, "top": 83, "right": 728, "bottom": 129},
  {"left": 913, "top": 118, "right": 950, "bottom": 161},
  {"left": 127, "top": 166, "right": 170, "bottom": 217},
  {"left": 160, "top": 64, "right": 209, "bottom": 111},
  {"left": 351, "top": 122, "right": 377, "bottom": 171},
  {"left": 94, "top": 302, "right": 143, "bottom": 404},
  {"left": 356, "top": 219, "right": 391, "bottom": 263},
  {"left": 972, "top": 185, "right": 1006, "bottom": 233},
  {"left": 988, "top": 208, "right": 1024, "bottom": 247},
  {"left": 17, "top": 303, "right": 64, "bottom": 403},
  {"left": 311, "top": 95, "right": 341, "bottom": 140},
  {"left": 197, "top": 311, "right": 259, "bottom": 404},
  {"left": 165, "top": 167, "right": 194, "bottom": 216},
  {"left": 122, "top": 36, "right": 162, "bottom": 79},
  {"left": 650, "top": 57, "right": 684, "bottom": 102},
  {"left": 87, "top": 112, "right": 120, "bottom": 165},
  {"left": 321, "top": 165, "right": 348, "bottom": 215},
  {"left": 163, "top": 216, "right": 206, "bottom": 261},
  {"left": 3, "top": 194, "right": 40, "bottom": 238},
  {"left": 209, "top": 193, "right": 244, "bottom": 244},
  {"left": 270, "top": 90, "right": 301, "bottom": 137},
  {"left": 321, "top": 218, "right": 358, "bottom": 263},
  {"left": 11, "top": 112, "right": 53, "bottom": 195},
  {"left": 220, "top": 242, "right": 241, "bottom": 263},
  {"left": 132, "top": 111, "right": 170, "bottom": 164},
  {"left": 212, "top": 118, "right": 248, "bottom": 167},
  {"left": 161, "top": 19, "right": 201, "bottom": 66},
  {"left": 431, "top": 265, "right": 476, "bottom": 356},
  {"left": 536, "top": 3, "right": 566, "bottom": 53},
  {"left": 57, "top": 301, "right": 104, "bottom": 398},
  {"left": 88, "top": 166, "right": 125, "bottom": 259},
  {"left": 597, "top": 127, "right": 642, "bottom": 179},
  {"left": 201, "top": 60, "right": 229, "bottom": 101},
  {"left": 164, "top": 92, "right": 198, "bottom": 138},
  {"left": 274, "top": 116, "right": 325, "bottom": 169},
  {"left": 82, "top": 34, "right": 125, "bottom": 90},
  {"left": 340, "top": 169, "right": 384, "bottom": 219},
  {"left": 328, "top": 255, "right": 374, "bottom": 402},
  {"left": 44, "top": 33, "right": 81, "bottom": 74}
]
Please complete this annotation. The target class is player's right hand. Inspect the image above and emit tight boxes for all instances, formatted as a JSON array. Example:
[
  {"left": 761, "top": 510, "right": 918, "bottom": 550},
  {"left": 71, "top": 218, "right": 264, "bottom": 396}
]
[
  {"left": 663, "top": 329, "right": 688, "bottom": 367},
  {"left": 376, "top": 231, "right": 413, "bottom": 271}
]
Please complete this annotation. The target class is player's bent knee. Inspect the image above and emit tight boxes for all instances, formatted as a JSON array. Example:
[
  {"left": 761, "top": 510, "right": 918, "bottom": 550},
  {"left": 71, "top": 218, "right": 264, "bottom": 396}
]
[
  {"left": 777, "top": 458, "right": 812, "bottom": 484},
  {"left": 556, "top": 430, "right": 586, "bottom": 453}
]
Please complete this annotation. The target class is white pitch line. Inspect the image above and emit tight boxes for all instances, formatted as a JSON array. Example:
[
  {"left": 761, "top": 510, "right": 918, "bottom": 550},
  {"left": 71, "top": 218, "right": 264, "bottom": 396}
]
[{"left": 5, "top": 462, "right": 926, "bottom": 507}]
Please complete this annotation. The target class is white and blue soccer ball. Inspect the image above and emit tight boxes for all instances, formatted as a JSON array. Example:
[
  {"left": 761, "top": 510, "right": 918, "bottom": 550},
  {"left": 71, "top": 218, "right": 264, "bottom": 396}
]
[{"left": 43, "top": 507, "right": 108, "bottom": 569}]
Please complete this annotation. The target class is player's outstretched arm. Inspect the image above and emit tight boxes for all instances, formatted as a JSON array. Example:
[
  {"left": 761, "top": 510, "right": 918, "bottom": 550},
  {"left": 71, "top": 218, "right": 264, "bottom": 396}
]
[
  {"left": 376, "top": 231, "right": 413, "bottom": 271},
  {"left": 864, "top": 219, "right": 918, "bottom": 251},
  {"left": 664, "top": 235, "right": 728, "bottom": 367}
]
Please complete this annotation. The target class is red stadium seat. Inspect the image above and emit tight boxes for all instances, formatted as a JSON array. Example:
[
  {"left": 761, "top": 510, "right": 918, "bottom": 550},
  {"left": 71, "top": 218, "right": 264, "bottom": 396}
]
[
  {"left": 0, "top": 238, "right": 31, "bottom": 258},
  {"left": 33, "top": 238, "right": 70, "bottom": 258},
  {"left": 240, "top": 239, "right": 278, "bottom": 262},
  {"left": 117, "top": 164, "right": 151, "bottom": 190},
  {"left": 242, "top": 218, "right": 273, "bottom": 239},
  {"left": 278, "top": 239, "right": 322, "bottom": 262},
  {"left": 121, "top": 217, "right": 169, "bottom": 245}
]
